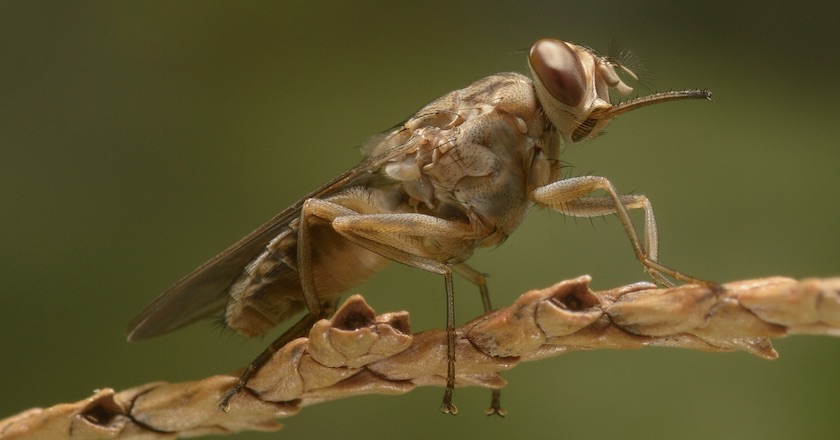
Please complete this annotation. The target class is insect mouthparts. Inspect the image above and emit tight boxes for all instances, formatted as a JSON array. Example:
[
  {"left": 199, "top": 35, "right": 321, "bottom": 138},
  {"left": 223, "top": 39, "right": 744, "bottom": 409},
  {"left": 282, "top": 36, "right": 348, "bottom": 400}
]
[{"left": 605, "top": 88, "right": 712, "bottom": 119}]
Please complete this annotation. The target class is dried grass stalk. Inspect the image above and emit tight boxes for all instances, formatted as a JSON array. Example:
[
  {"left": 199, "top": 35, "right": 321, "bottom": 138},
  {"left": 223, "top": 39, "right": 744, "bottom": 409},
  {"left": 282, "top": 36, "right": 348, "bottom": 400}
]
[{"left": 2, "top": 275, "right": 839, "bottom": 439}]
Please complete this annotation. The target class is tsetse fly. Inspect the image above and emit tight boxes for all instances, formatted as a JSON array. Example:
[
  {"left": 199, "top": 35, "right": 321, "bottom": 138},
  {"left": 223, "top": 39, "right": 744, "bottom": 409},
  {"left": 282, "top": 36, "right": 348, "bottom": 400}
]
[{"left": 127, "top": 38, "right": 712, "bottom": 415}]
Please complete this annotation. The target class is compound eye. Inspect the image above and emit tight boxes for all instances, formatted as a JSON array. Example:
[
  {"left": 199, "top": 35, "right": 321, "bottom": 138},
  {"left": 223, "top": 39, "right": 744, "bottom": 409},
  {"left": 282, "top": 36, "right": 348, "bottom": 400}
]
[{"left": 529, "top": 39, "right": 586, "bottom": 107}]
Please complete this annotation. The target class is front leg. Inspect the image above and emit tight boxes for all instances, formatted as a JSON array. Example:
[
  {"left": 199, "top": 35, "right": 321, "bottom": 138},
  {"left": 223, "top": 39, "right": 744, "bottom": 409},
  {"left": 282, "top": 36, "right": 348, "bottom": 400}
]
[{"left": 531, "top": 175, "right": 711, "bottom": 287}]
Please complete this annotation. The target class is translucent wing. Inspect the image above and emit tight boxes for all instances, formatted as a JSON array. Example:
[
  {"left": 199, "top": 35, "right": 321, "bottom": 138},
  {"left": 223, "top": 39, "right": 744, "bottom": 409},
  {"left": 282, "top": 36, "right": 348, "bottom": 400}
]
[{"left": 126, "top": 137, "right": 415, "bottom": 341}]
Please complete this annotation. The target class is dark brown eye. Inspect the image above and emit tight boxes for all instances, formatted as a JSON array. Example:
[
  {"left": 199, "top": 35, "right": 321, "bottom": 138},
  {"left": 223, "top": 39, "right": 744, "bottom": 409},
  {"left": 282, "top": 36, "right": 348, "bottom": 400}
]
[{"left": 529, "top": 39, "right": 586, "bottom": 107}]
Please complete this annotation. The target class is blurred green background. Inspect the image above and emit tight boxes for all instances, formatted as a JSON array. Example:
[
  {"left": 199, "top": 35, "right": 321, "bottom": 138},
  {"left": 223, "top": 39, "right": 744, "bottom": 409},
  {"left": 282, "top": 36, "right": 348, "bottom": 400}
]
[{"left": 2, "top": 1, "right": 839, "bottom": 439}]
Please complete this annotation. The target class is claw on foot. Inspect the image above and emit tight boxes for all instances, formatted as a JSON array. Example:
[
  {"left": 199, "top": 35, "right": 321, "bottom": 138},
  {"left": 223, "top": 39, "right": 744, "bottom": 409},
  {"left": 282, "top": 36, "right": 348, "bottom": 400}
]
[
  {"left": 218, "top": 383, "right": 243, "bottom": 412},
  {"left": 484, "top": 390, "right": 506, "bottom": 417},
  {"left": 441, "top": 402, "right": 459, "bottom": 415}
]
